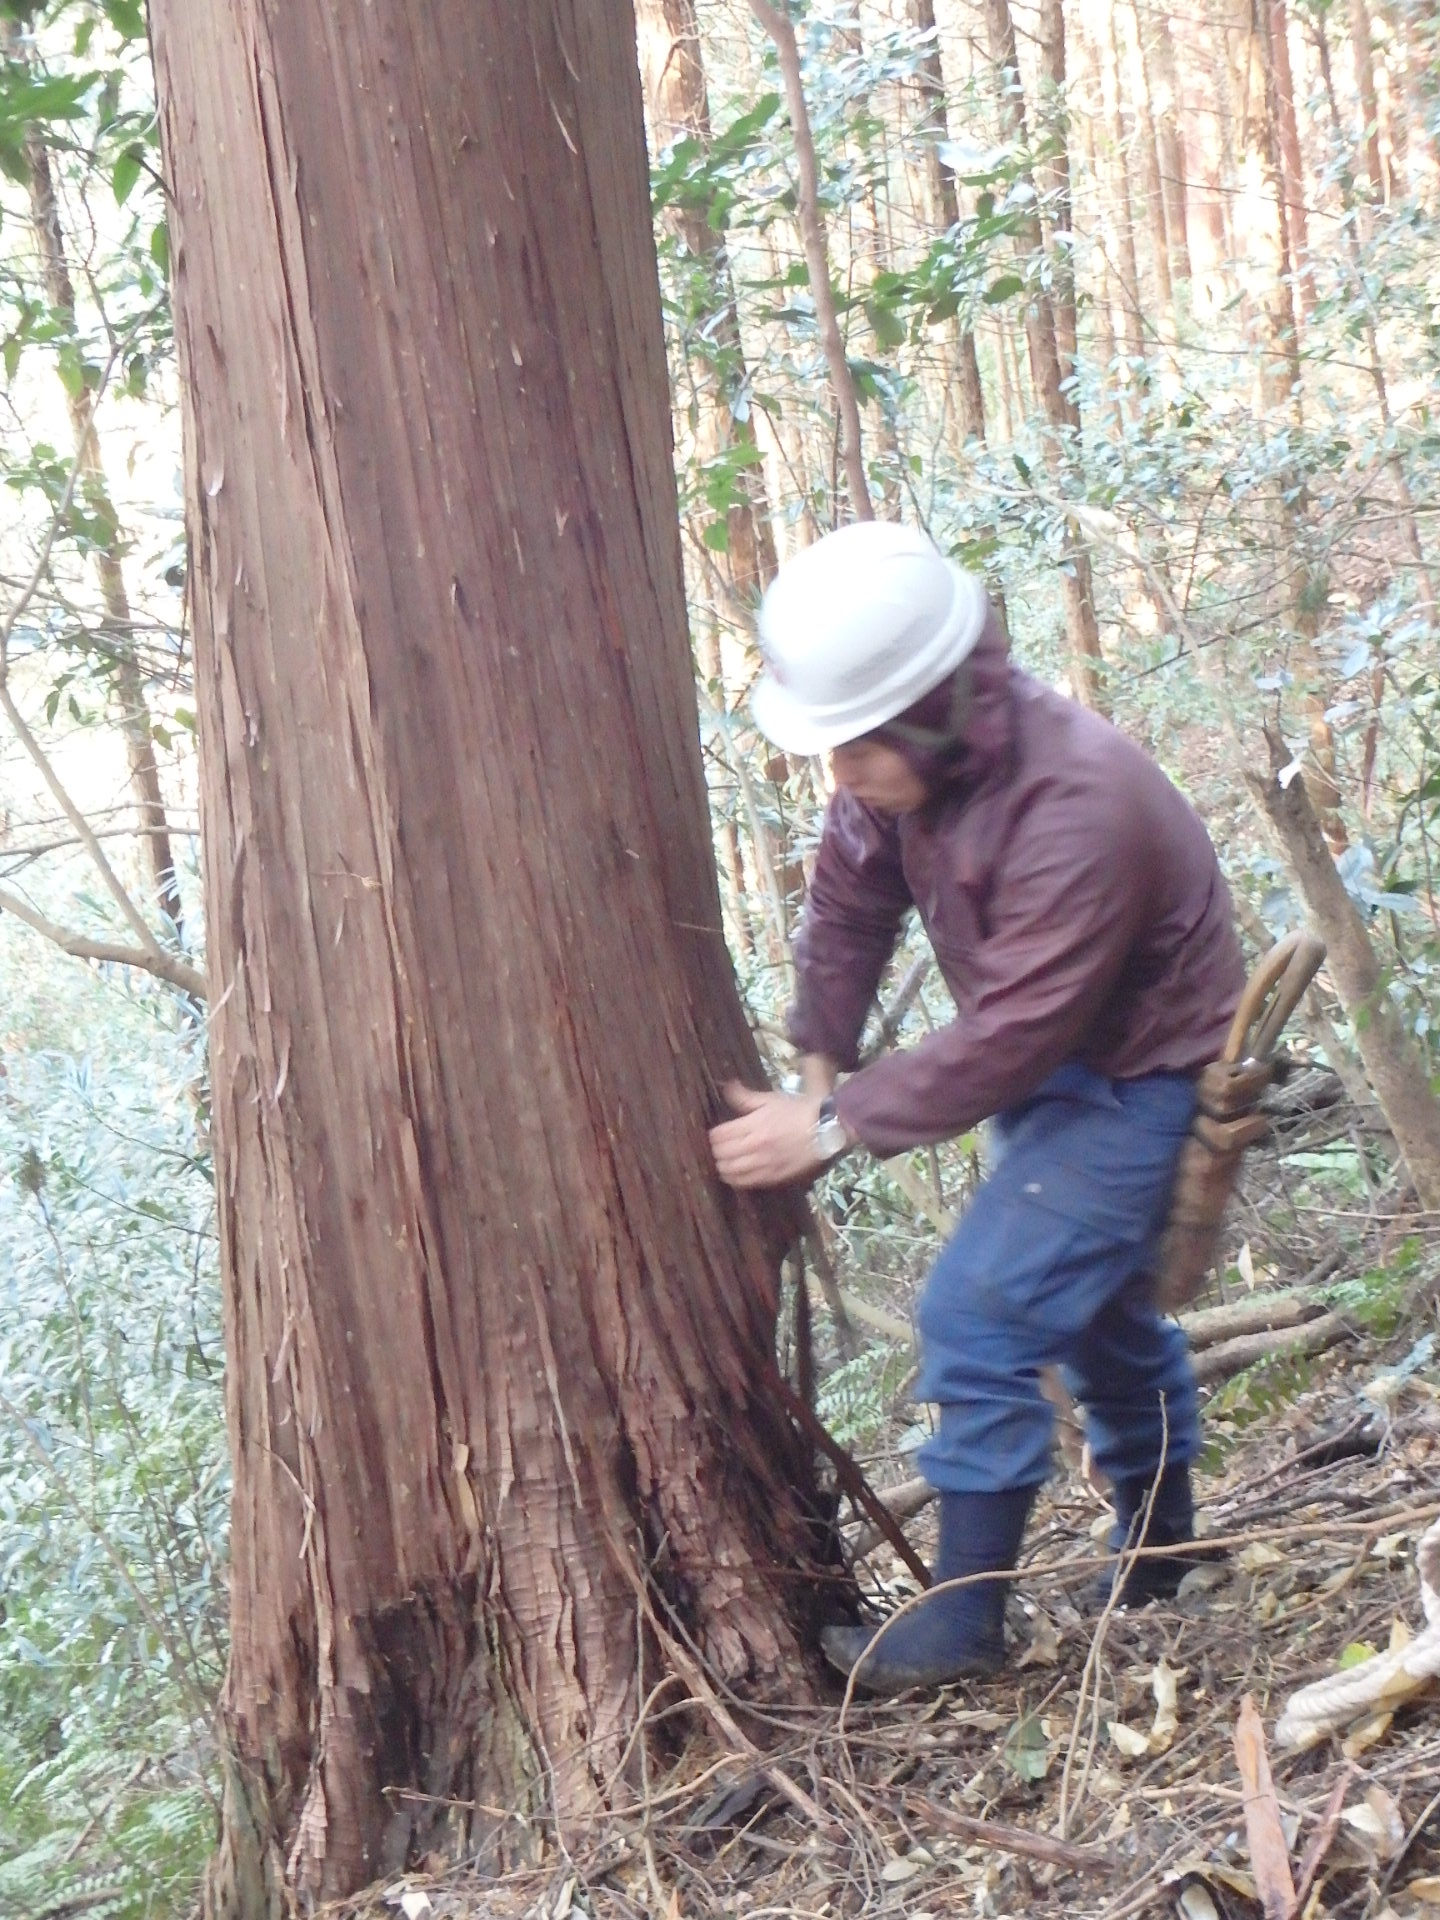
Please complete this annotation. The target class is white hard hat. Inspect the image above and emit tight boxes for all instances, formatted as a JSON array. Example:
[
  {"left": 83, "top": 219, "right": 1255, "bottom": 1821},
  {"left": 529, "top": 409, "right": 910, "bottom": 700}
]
[{"left": 751, "top": 521, "right": 987, "bottom": 754}]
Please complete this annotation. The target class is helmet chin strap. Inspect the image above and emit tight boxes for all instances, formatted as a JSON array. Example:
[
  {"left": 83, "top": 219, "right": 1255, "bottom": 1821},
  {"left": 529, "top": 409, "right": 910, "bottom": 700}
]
[{"left": 870, "top": 659, "right": 973, "bottom": 754}]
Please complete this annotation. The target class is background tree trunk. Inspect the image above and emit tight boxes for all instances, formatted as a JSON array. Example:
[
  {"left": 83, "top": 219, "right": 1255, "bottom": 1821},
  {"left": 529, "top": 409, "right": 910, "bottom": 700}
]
[
  {"left": 639, "top": 0, "right": 779, "bottom": 605},
  {"left": 749, "top": 0, "right": 874, "bottom": 520},
  {"left": 1249, "top": 736, "right": 1440, "bottom": 1211},
  {"left": 1348, "top": 0, "right": 1390, "bottom": 198},
  {"left": 983, "top": 0, "right": 1107, "bottom": 710},
  {"left": 4, "top": 19, "right": 185, "bottom": 938},
  {"left": 906, "top": 0, "right": 988, "bottom": 448},
  {"left": 1141, "top": 2, "right": 1194, "bottom": 285},
  {"left": 1265, "top": 0, "right": 1315, "bottom": 317},
  {"left": 151, "top": 0, "right": 839, "bottom": 1905}
]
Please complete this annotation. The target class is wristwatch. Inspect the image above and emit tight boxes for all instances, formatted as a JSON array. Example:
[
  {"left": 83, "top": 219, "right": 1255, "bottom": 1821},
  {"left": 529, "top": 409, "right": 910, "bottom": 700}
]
[{"left": 813, "top": 1095, "right": 851, "bottom": 1162}]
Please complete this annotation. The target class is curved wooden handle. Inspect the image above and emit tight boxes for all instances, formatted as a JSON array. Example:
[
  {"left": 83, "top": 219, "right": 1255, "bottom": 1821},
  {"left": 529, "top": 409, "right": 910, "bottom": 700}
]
[{"left": 1222, "top": 930, "right": 1328, "bottom": 1064}]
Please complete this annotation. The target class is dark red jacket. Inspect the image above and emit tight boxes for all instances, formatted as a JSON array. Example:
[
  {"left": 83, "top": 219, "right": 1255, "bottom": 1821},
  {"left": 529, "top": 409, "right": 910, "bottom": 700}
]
[{"left": 790, "top": 610, "right": 1246, "bottom": 1156}]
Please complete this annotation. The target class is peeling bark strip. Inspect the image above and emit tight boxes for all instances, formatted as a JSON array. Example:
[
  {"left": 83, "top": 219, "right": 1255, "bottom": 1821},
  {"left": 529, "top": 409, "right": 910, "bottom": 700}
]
[{"left": 149, "top": 2, "right": 838, "bottom": 1906}]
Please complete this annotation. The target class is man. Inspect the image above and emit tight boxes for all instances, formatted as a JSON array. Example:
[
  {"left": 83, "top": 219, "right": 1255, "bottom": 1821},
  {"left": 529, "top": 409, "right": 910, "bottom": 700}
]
[{"left": 710, "top": 520, "right": 1244, "bottom": 1692}]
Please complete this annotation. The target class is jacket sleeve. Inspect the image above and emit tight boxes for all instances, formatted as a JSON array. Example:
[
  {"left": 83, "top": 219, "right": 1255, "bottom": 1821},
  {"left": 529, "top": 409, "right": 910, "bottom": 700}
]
[
  {"left": 788, "top": 793, "right": 914, "bottom": 1071},
  {"left": 833, "top": 778, "right": 1149, "bottom": 1154}
]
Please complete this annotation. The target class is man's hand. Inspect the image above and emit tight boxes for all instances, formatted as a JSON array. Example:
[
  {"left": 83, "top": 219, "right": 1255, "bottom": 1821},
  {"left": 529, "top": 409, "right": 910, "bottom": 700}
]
[{"left": 709, "top": 1081, "right": 825, "bottom": 1189}]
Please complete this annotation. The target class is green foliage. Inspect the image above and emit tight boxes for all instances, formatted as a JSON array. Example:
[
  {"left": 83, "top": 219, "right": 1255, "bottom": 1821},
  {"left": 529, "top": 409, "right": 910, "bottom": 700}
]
[
  {"left": 1320, "top": 1241, "right": 1424, "bottom": 1336},
  {"left": 0, "top": 945, "right": 224, "bottom": 1918},
  {"left": 1203, "top": 1349, "right": 1322, "bottom": 1437},
  {"left": 814, "top": 1341, "right": 913, "bottom": 1449}
]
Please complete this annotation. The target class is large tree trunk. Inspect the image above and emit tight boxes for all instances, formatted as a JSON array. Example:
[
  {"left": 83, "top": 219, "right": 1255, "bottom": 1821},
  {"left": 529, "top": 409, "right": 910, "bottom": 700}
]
[{"left": 151, "top": 1, "right": 839, "bottom": 1906}]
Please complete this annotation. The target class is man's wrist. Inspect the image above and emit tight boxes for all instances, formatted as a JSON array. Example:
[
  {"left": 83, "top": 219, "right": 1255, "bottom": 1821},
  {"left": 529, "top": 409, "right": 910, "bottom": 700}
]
[{"left": 813, "top": 1094, "right": 853, "bottom": 1162}]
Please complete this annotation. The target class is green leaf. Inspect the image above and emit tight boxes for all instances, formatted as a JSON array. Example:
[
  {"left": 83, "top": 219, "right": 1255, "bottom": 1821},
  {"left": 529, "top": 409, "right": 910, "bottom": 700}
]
[
  {"left": 112, "top": 145, "right": 143, "bottom": 206},
  {"left": 102, "top": 0, "right": 147, "bottom": 41},
  {"left": 712, "top": 91, "right": 781, "bottom": 162},
  {"left": 55, "top": 343, "right": 84, "bottom": 399},
  {"left": 0, "top": 71, "right": 96, "bottom": 134},
  {"left": 149, "top": 220, "right": 169, "bottom": 274},
  {"left": 1003, "top": 1712, "right": 1052, "bottom": 1782},
  {"left": 1338, "top": 1642, "right": 1378, "bottom": 1670},
  {"left": 983, "top": 273, "right": 1025, "bottom": 305},
  {"left": 702, "top": 518, "right": 731, "bottom": 552},
  {"left": 864, "top": 297, "right": 907, "bottom": 350}
]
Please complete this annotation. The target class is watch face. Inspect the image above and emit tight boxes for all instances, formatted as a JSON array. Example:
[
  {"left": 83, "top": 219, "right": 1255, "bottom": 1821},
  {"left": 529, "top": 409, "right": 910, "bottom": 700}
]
[{"left": 815, "top": 1118, "right": 849, "bottom": 1159}]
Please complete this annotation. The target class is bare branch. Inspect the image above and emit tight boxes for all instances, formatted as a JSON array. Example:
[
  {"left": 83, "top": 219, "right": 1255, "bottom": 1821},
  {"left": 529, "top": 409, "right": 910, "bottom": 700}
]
[
  {"left": 0, "top": 881, "right": 206, "bottom": 1000},
  {"left": 0, "top": 673, "right": 176, "bottom": 958}
]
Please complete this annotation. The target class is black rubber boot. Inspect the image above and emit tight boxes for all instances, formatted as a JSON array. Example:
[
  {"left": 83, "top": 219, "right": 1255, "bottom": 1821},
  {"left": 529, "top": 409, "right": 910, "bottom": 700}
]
[
  {"left": 1098, "top": 1462, "right": 1206, "bottom": 1607},
  {"left": 822, "top": 1487, "right": 1035, "bottom": 1693}
]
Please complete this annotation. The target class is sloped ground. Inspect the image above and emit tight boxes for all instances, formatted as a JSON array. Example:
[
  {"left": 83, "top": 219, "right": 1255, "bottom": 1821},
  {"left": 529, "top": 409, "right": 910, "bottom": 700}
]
[{"left": 352, "top": 1324, "right": 1440, "bottom": 1920}]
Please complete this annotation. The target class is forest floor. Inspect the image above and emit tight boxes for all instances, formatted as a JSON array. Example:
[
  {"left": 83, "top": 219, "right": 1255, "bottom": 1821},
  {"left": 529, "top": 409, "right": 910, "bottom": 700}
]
[{"left": 350, "top": 1320, "right": 1440, "bottom": 1920}]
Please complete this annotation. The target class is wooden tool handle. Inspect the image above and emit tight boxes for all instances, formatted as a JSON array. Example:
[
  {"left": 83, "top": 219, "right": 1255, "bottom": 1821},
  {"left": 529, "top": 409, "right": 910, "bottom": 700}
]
[{"left": 1222, "top": 931, "right": 1327, "bottom": 1064}]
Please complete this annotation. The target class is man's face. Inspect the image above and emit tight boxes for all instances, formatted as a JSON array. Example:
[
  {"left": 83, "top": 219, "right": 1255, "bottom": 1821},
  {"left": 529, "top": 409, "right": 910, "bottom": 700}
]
[{"left": 828, "top": 737, "right": 929, "bottom": 815}]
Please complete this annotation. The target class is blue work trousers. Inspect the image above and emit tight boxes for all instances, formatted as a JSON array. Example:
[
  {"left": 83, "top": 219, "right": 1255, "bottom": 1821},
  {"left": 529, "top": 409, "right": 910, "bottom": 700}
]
[{"left": 915, "top": 1062, "right": 1200, "bottom": 1495}]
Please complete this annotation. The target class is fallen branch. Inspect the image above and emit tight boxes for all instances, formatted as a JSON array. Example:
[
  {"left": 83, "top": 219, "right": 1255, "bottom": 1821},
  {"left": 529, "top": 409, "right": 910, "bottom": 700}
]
[
  {"left": 1192, "top": 1309, "right": 1356, "bottom": 1385},
  {"left": 850, "top": 1475, "right": 934, "bottom": 1557},
  {"left": 906, "top": 1792, "right": 1109, "bottom": 1874},
  {"left": 1180, "top": 1288, "right": 1327, "bottom": 1350}
]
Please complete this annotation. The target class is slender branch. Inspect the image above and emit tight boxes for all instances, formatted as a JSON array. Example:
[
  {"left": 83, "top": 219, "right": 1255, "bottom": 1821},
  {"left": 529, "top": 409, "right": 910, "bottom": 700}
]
[
  {"left": 746, "top": 0, "right": 873, "bottom": 521},
  {"left": 0, "top": 674, "right": 174, "bottom": 957},
  {"left": 0, "top": 881, "right": 207, "bottom": 1000},
  {"left": 0, "top": 350, "right": 181, "bottom": 965},
  {"left": 0, "top": 372, "right": 97, "bottom": 666}
]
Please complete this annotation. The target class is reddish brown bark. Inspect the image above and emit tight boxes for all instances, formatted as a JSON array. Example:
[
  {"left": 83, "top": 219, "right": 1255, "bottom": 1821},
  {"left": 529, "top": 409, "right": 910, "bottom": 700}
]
[
  {"left": 151, "top": 0, "right": 838, "bottom": 1906},
  {"left": 1222, "top": 0, "right": 1303, "bottom": 411}
]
